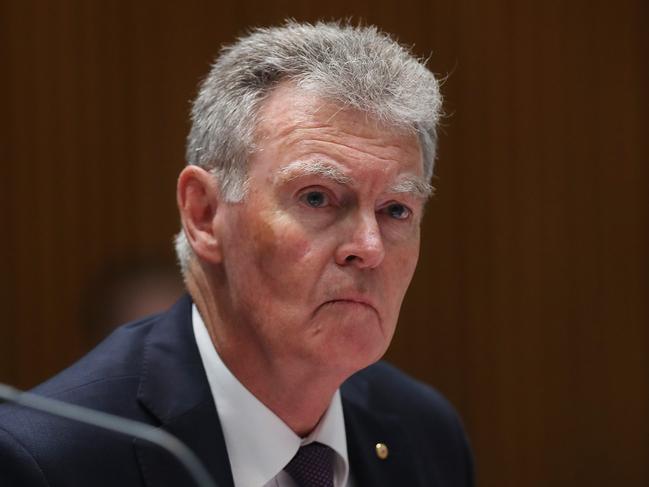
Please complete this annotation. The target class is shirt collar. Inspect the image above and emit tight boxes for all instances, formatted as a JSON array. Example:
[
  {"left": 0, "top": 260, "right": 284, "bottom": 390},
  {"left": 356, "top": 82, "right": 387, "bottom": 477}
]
[{"left": 192, "top": 304, "right": 350, "bottom": 487}]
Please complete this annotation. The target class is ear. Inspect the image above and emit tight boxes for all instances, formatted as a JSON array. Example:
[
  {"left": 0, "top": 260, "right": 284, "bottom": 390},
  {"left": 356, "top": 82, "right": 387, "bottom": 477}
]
[{"left": 176, "top": 165, "right": 224, "bottom": 264}]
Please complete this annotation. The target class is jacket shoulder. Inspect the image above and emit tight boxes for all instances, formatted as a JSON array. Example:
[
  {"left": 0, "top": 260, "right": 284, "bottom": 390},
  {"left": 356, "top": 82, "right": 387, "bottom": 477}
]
[
  {"left": 343, "top": 361, "right": 474, "bottom": 486},
  {"left": 346, "top": 361, "right": 460, "bottom": 419},
  {"left": 0, "top": 427, "right": 50, "bottom": 487},
  {"left": 0, "top": 313, "right": 166, "bottom": 486},
  {"left": 30, "top": 313, "right": 160, "bottom": 400}
]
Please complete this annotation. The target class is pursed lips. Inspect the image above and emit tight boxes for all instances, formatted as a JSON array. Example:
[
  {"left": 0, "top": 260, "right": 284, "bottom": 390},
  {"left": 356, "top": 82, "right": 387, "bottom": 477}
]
[{"left": 316, "top": 295, "right": 380, "bottom": 319}]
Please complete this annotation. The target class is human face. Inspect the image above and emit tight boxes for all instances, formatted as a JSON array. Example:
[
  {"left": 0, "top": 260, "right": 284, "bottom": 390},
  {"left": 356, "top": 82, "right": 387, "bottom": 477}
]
[{"left": 215, "top": 84, "right": 429, "bottom": 376}]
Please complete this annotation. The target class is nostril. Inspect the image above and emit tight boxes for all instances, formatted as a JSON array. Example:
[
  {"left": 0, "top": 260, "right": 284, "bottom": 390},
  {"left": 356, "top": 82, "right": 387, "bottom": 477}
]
[{"left": 345, "top": 255, "right": 357, "bottom": 262}]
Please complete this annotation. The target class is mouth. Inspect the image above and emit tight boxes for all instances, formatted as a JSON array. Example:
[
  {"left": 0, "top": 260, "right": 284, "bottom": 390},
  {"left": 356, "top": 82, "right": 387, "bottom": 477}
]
[{"left": 317, "top": 297, "right": 379, "bottom": 318}]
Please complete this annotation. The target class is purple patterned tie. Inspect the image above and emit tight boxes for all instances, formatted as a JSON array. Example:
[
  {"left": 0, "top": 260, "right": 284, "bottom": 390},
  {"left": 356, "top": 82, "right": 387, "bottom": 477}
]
[{"left": 284, "top": 442, "right": 335, "bottom": 487}]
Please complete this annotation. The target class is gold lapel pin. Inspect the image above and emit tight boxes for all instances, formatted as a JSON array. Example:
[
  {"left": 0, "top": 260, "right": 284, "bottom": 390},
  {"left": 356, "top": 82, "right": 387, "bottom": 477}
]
[{"left": 375, "top": 442, "right": 389, "bottom": 460}]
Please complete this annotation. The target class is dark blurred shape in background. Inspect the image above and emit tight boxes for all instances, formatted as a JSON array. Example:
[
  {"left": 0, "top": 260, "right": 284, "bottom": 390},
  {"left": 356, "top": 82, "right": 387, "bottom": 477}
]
[{"left": 81, "top": 257, "right": 184, "bottom": 349}]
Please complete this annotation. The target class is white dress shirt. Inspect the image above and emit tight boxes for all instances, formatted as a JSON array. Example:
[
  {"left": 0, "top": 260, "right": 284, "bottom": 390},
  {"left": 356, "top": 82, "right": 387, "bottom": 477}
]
[{"left": 192, "top": 305, "right": 351, "bottom": 487}]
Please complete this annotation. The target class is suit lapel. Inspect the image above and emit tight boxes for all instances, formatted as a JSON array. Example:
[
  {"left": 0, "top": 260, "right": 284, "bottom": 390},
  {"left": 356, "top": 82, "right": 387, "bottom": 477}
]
[
  {"left": 133, "top": 295, "right": 234, "bottom": 487},
  {"left": 341, "top": 371, "right": 428, "bottom": 487},
  {"left": 129, "top": 296, "right": 437, "bottom": 487}
]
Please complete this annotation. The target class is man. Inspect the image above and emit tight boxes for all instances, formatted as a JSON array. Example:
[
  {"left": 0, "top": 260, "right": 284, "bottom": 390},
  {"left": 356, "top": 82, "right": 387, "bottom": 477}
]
[{"left": 0, "top": 21, "right": 473, "bottom": 486}]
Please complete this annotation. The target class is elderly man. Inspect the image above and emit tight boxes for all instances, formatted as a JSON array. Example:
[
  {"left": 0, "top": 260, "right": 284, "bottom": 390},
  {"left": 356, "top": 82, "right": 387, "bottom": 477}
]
[{"left": 0, "top": 22, "right": 473, "bottom": 487}]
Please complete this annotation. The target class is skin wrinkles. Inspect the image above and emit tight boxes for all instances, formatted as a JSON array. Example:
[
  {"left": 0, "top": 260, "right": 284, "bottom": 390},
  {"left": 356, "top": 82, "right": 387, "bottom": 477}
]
[
  {"left": 286, "top": 132, "right": 411, "bottom": 165},
  {"left": 257, "top": 98, "right": 414, "bottom": 165},
  {"left": 182, "top": 81, "right": 425, "bottom": 435},
  {"left": 266, "top": 132, "right": 423, "bottom": 213},
  {"left": 237, "top": 85, "right": 420, "bottom": 351},
  {"left": 277, "top": 178, "right": 423, "bottom": 245},
  {"left": 234, "top": 85, "right": 422, "bottom": 329}
]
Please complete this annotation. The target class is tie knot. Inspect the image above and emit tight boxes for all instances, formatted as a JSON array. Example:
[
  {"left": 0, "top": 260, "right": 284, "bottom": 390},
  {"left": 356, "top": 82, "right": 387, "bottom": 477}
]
[{"left": 284, "top": 442, "right": 335, "bottom": 487}]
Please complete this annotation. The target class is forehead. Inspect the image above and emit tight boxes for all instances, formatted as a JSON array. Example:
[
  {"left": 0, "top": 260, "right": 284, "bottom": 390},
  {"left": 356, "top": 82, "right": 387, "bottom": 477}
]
[{"left": 253, "top": 83, "right": 424, "bottom": 177}]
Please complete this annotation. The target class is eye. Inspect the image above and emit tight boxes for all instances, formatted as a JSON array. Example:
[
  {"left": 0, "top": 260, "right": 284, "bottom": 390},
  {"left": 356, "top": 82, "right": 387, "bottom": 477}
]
[
  {"left": 300, "top": 190, "right": 330, "bottom": 208},
  {"left": 383, "top": 203, "right": 411, "bottom": 220}
]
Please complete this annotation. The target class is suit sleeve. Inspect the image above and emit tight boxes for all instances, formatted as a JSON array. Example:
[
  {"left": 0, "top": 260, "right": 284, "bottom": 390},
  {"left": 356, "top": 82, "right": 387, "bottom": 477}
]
[{"left": 0, "top": 427, "right": 51, "bottom": 487}]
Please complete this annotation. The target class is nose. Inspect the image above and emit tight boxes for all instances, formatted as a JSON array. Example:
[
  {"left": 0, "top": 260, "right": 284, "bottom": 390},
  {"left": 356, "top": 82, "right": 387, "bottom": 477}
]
[{"left": 335, "top": 211, "right": 385, "bottom": 269}]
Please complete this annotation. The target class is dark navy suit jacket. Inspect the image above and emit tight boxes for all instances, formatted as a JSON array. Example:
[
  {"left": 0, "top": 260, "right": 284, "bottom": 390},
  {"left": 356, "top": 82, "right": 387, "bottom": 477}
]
[{"left": 0, "top": 295, "right": 473, "bottom": 486}]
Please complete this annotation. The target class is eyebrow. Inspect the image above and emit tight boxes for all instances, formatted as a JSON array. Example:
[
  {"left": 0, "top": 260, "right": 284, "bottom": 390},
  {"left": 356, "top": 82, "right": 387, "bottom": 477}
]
[
  {"left": 276, "top": 159, "right": 433, "bottom": 199},
  {"left": 388, "top": 177, "right": 434, "bottom": 199},
  {"left": 276, "top": 160, "right": 353, "bottom": 185}
]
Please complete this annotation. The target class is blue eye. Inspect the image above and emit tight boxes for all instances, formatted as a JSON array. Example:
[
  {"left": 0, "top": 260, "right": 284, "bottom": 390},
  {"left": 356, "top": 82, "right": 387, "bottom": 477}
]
[
  {"left": 302, "top": 191, "right": 329, "bottom": 208},
  {"left": 385, "top": 203, "right": 411, "bottom": 220}
]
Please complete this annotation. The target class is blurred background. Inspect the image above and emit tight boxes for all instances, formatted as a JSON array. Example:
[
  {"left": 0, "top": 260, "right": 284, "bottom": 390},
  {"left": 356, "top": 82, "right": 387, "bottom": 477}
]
[{"left": 1, "top": 1, "right": 647, "bottom": 485}]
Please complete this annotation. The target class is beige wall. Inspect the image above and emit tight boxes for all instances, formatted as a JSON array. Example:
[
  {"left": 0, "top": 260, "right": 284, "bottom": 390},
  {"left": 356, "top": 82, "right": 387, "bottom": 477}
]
[{"left": 1, "top": 1, "right": 647, "bottom": 485}]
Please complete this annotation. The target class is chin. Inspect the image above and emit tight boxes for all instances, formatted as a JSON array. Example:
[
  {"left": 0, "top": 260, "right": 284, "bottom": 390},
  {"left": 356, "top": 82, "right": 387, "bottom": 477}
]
[
  {"left": 318, "top": 332, "right": 389, "bottom": 377},
  {"left": 305, "top": 310, "right": 394, "bottom": 373}
]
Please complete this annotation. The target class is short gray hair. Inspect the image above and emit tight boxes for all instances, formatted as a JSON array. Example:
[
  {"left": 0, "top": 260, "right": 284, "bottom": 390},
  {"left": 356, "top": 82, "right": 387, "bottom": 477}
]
[{"left": 175, "top": 20, "right": 443, "bottom": 273}]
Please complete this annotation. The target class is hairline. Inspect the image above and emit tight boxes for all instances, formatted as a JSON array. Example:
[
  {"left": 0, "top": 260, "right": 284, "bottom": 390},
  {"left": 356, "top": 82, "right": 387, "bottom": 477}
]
[{"left": 176, "top": 21, "right": 442, "bottom": 275}]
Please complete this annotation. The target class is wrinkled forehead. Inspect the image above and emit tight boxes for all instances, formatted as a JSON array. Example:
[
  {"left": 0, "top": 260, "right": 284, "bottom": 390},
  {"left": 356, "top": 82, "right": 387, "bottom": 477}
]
[
  {"left": 253, "top": 82, "right": 421, "bottom": 157},
  {"left": 248, "top": 82, "right": 429, "bottom": 199}
]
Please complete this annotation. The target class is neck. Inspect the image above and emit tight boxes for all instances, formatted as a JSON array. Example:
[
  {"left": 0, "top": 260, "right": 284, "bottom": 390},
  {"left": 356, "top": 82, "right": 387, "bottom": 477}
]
[{"left": 186, "top": 262, "right": 346, "bottom": 436}]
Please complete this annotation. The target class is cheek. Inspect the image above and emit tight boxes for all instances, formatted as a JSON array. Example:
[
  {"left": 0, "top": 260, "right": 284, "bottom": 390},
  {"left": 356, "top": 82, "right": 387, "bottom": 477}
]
[
  {"left": 386, "top": 238, "right": 421, "bottom": 299},
  {"left": 403, "top": 238, "right": 421, "bottom": 276},
  {"left": 246, "top": 213, "right": 320, "bottom": 293}
]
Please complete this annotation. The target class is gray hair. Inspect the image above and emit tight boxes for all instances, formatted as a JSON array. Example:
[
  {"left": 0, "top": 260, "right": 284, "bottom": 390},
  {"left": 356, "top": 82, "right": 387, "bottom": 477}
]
[{"left": 175, "top": 20, "right": 443, "bottom": 274}]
